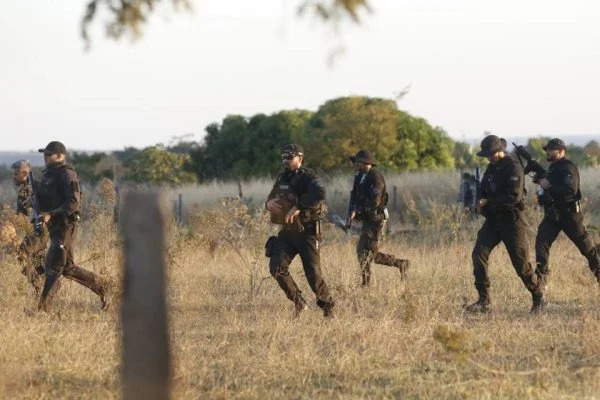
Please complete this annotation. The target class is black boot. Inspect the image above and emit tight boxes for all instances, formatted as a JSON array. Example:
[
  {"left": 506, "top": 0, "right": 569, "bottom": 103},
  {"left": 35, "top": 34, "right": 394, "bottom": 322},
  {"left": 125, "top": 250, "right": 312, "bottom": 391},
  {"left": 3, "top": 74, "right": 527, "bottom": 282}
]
[
  {"left": 465, "top": 298, "right": 491, "bottom": 313},
  {"left": 322, "top": 303, "right": 335, "bottom": 319},
  {"left": 465, "top": 289, "right": 491, "bottom": 313}
]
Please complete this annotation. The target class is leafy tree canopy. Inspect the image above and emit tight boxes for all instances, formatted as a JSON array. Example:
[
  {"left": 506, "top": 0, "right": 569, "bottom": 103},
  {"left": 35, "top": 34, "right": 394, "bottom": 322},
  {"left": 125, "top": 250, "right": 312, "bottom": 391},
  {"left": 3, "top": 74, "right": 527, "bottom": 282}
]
[{"left": 123, "top": 146, "right": 197, "bottom": 185}]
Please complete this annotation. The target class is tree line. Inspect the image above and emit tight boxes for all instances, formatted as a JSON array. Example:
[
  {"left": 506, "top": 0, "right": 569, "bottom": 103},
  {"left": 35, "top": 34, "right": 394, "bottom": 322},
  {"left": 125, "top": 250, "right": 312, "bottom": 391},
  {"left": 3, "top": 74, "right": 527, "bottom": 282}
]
[{"left": 4, "top": 96, "right": 597, "bottom": 185}]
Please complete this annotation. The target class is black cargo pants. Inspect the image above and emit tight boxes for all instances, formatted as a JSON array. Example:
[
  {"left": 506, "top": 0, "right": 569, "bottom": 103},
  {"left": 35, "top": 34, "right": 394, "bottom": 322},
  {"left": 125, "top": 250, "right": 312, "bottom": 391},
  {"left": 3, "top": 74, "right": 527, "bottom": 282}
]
[
  {"left": 39, "top": 222, "right": 106, "bottom": 309},
  {"left": 472, "top": 212, "right": 541, "bottom": 302},
  {"left": 535, "top": 208, "right": 600, "bottom": 282},
  {"left": 269, "top": 224, "right": 334, "bottom": 309},
  {"left": 357, "top": 219, "right": 402, "bottom": 285}
]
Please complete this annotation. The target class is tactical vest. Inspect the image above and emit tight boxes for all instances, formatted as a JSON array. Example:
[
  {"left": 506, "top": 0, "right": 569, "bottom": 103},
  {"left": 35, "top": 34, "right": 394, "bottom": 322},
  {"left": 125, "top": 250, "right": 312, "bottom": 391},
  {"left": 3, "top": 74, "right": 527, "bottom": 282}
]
[{"left": 270, "top": 181, "right": 298, "bottom": 225}]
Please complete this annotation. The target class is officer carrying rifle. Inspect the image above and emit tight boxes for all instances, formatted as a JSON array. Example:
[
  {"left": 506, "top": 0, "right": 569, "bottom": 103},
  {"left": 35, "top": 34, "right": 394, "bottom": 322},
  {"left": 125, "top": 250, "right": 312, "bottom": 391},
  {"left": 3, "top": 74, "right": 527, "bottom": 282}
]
[
  {"left": 516, "top": 139, "right": 600, "bottom": 287},
  {"left": 347, "top": 150, "right": 409, "bottom": 287}
]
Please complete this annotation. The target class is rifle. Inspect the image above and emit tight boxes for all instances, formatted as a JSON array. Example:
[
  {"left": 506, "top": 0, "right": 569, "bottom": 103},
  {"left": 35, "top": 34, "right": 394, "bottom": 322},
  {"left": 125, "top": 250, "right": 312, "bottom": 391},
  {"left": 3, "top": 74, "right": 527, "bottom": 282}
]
[
  {"left": 28, "top": 171, "right": 43, "bottom": 236},
  {"left": 344, "top": 191, "right": 354, "bottom": 231},
  {"left": 512, "top": 143, "right": 546, "bottom": 183},
  {"left": 512, "top": 143, "right": 552, "bottom": 206}
]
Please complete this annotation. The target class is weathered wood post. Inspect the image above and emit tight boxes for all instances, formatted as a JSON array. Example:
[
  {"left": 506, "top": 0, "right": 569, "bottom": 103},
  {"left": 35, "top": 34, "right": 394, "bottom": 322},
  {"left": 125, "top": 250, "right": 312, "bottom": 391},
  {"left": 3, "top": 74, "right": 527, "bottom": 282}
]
[
  {"left": 121, "top": 191, "right": 171, "bottom": 400},
  {"left": 177, "top": 193, "right": 183, "bottom": 225},
  {"left": 237, "top": 180, "right": 244, "bottom": 198},
  {"left": 113, "top": 185, "right": 120, "bottom": 224}
]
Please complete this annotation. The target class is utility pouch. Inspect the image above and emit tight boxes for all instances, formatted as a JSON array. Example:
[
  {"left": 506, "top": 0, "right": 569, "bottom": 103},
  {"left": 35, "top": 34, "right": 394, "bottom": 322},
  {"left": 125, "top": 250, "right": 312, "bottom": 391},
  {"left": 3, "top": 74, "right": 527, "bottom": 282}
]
[{"left": 265, "top": 236, "right": 277, "bottom": 258}]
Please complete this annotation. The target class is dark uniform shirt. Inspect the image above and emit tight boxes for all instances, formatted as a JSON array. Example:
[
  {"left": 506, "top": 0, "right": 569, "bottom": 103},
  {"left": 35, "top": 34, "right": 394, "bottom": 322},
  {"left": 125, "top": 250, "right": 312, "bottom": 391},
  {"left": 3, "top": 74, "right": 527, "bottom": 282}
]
[
  {"left": 267, "top": 167, "right": 326, "bottom": 222},
  {"left": 545, "top": 158, "right": 581, "bottom": 207},
  {"left": 480, "top": 155, "right": 525, "bottom": 215},
  {"left": 38, "top": 162, "right": 81, "bottom": 230},
  {"left": 350, "top": 168, "right": 387, "bottom": 213}
]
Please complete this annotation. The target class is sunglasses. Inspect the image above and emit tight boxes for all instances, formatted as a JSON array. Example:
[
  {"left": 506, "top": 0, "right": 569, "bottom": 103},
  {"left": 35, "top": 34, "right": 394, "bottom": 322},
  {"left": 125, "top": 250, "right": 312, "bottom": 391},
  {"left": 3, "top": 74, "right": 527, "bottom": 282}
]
[{"left": 281, "top": 153, "right": 296, "bottom": 160}]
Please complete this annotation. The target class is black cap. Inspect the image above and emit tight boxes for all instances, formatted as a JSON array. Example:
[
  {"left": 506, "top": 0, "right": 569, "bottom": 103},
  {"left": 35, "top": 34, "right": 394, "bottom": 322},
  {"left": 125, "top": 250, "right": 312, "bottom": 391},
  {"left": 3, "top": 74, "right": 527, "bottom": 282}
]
[
  {"left": 281, "top": 144, "right": 304, "bottom": 157},
  {"left": 477, "top": 135, "right": 506, "bottom": 157},
  {"left": 349, "top": 150, "right": 377, "bottom": 166},
  {"left": 542, "top": 138, "right": 566, "bottom": 151},
  {"left": 38, "top": 141, "right": 67, "bottom": 155}
]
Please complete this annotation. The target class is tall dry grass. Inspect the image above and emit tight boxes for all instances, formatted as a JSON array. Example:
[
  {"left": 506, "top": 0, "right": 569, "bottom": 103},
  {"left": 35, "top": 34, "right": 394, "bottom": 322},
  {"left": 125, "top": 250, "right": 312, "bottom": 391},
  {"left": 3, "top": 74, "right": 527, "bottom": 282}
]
[{"left": 0, "top": 169, "right": 599, "bottom": 399}]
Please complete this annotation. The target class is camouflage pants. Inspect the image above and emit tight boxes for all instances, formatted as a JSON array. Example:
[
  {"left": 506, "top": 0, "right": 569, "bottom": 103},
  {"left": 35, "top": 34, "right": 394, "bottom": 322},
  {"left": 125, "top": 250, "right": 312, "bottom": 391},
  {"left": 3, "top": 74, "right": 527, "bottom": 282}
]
[
  {"left": 472, "top": 214, "right": 542, "bottom": 303},
  {"left": 535, "top": 210, "right": 600, "bottom": 283},
  {"left": 269, "top": 227, "right": 334, "bottom": 309},
  {"left": 18, "top": 231, "right": 48, "bottom": 295},
  {"left": 357, "top": 219, "right": 403, "bottom": 286},
  {"left": 39, "top": 223, "right": 106, "bottom": 310}
]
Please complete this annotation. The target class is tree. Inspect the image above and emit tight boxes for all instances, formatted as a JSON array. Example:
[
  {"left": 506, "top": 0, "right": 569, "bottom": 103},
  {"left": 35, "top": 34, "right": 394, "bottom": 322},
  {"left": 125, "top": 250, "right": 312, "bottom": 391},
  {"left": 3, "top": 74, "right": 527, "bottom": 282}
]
[
  {"left": 583, "top": 140, "right": 600, "bottom": 167},
  {"left": 247, "top": 110, "right": 312, "bottom": 175},
  {"left": 114, "top": 147, "right": 142, "bottom": 164},
  {"left": 81, "top": 0, "right": 371, "bottom": 45},
  {"left": 453, "top": 141, "right": 478, "bottom": 170},
  {"left": 394, "top": 111, "right": 455, "bottom": 170},
  {"left": 524, "top": 137, "right": 550, "bottom": 167},
  {"left": 305, "top": 96, "right": 399, "bottom": 170},
  {"left": 71, "top": 151, "right": 108, "bottom": 183},
  {"left": 123, "top": 146, "right": 197, "bottom": 185},
  {"left": 194, "top": 115, "right": 253, "bottom": 180}
]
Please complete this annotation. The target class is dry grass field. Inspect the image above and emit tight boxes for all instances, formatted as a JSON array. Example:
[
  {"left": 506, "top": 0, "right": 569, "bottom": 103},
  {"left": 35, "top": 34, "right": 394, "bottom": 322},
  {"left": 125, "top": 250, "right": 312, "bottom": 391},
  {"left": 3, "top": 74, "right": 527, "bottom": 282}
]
[{"left": 1, "top": 170, "right": 599, "bottom": 399}]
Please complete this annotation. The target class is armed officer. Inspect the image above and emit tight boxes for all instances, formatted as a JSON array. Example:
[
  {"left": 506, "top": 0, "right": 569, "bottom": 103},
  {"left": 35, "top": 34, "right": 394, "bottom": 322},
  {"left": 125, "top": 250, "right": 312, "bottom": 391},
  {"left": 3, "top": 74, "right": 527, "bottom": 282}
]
[
  {"left": 535, "top": 138, "right": 600, "bottom": 286},
  {"left": 347, "top": 150, "right": 410, "bottom": 287},
  {"left": 266, "top": 144, "right": 335, "bottom": 318},
  {"left": 11, "top": 160, "right": 48, "bottom": 295},
  {"left": 36, "top": 141, "right": 108, "bottom": 312},
  {"left": 467, "top": 135, "right": 545, "bottom": 313}
]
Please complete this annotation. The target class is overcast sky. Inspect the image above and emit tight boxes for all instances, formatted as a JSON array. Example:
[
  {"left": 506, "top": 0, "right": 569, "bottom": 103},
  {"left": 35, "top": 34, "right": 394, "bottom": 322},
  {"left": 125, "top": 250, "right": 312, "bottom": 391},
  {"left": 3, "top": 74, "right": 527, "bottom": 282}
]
[{"left": 1, "top": 0, "right": 599, "bottom": 151}]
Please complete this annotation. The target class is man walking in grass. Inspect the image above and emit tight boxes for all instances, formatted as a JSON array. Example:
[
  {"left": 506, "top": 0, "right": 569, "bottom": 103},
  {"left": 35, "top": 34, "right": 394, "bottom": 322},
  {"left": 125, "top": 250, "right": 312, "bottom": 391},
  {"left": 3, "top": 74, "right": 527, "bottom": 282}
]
[
  {"left": 36, "top": 141, "right": 109, "bottom": 312},
  {"left": 346, "top": 150, "right": 410, "bottom": 287},
  {"left": 467, "top": 135, "right": 545, "bottom": 314},
  {"left": 534, "top": 138, "right": 600, "bottom": 287},
  {"left": 265, "top": 144, "right": 335, "bottom": 318}
]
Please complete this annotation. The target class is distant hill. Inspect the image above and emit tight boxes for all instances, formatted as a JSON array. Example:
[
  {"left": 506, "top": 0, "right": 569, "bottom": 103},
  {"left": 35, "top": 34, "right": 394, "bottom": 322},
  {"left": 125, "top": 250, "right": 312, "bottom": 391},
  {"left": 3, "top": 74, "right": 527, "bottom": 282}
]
[{"left": 0, "top": 151, "right": 44, "bottom": 167}]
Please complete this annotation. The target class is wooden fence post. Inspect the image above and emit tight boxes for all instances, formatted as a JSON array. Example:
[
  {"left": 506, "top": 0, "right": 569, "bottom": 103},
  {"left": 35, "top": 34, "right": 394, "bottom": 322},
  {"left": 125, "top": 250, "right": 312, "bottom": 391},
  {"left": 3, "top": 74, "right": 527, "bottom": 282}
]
[
  {"left": 121, "top": 191, "right": 171, "bottom": 400},
  {"left": 237, "top": 180, "right": 244, "bottom": 198},
  {"left": 113, "top": 185, "right": 120, "bottom": 224},
  {"left": 177, "top": 193, "right": 183, "bottom": 224}
]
